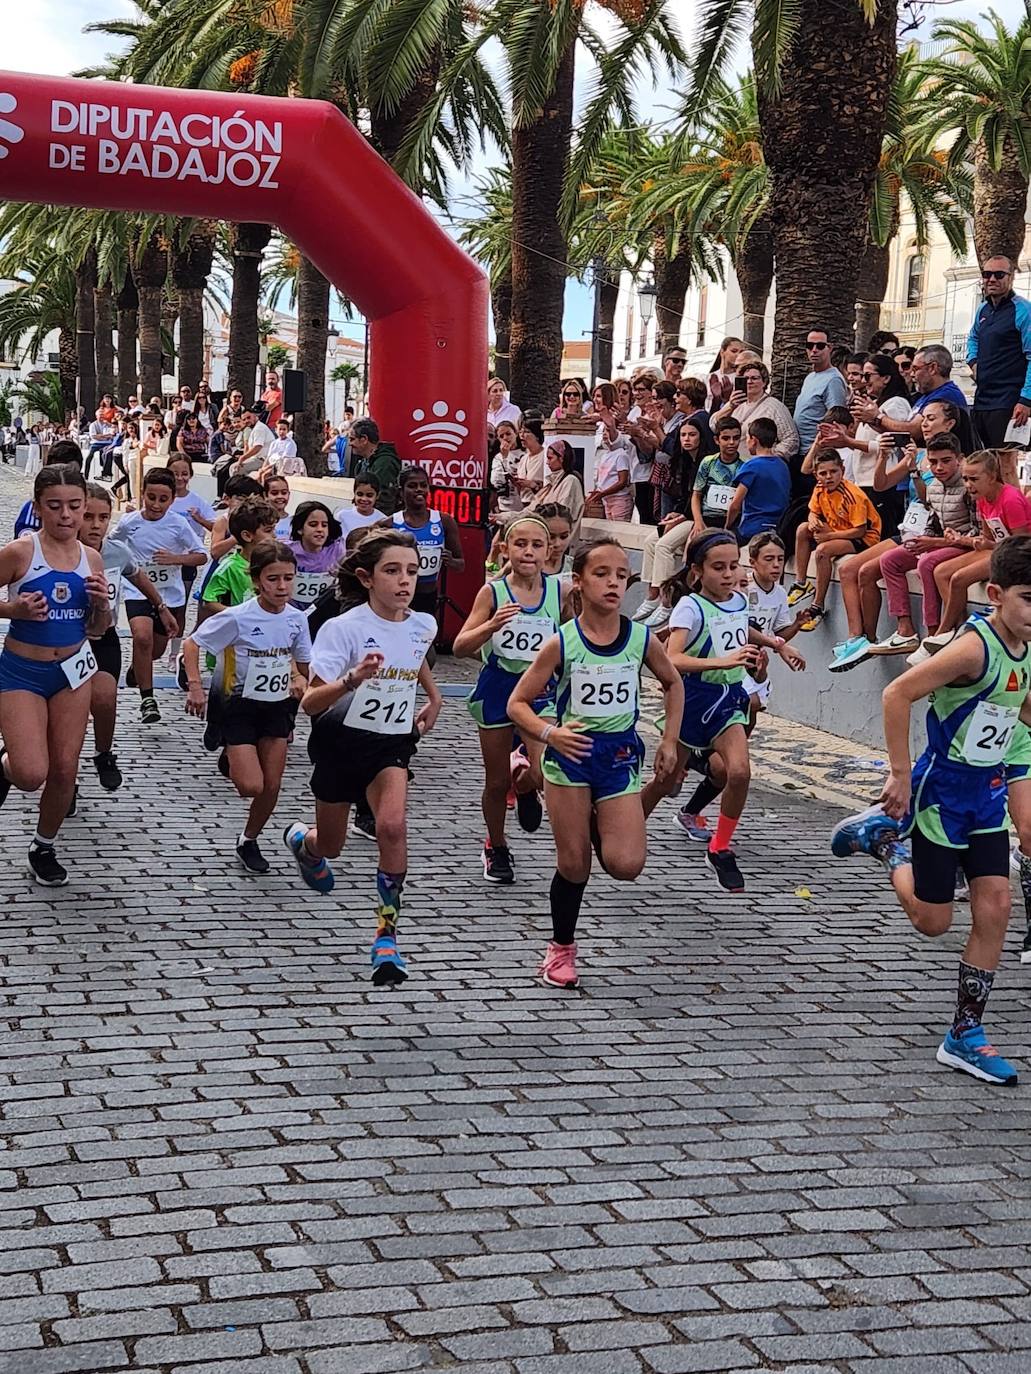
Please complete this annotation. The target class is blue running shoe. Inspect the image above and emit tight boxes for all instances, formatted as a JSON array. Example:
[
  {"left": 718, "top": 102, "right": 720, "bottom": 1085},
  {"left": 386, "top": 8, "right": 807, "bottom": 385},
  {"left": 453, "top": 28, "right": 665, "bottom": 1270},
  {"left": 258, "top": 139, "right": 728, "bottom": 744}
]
[
  {"left": 371, "top": 933, "right": 408, "bottom": 986},
  {"left": 283, "top": 822, "right": 335, "bottom": 894},
  {"left": 936, "top": 1024, "right": 1018, "bottom": 1085},
  {"left": 676, "top": 809, "right": 712, "bottom": 843},
  {"left": 830, "top": 804, "right": 902, "bottom": 859}
]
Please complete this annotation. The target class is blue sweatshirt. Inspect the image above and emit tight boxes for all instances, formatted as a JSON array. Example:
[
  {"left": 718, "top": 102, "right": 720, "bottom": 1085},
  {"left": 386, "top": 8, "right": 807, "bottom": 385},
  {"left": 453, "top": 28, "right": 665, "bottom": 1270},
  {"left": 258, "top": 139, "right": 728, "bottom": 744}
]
[{"left": 966, "top": 292, "right": 1031, "bottom": 410}]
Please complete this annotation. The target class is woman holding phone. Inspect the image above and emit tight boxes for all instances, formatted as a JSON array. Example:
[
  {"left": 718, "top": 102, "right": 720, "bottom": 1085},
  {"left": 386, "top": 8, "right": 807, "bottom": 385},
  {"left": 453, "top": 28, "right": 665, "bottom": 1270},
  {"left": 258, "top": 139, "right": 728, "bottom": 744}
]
[
  {"left": 847, "top": 353, "right": 913, "bottom": 540},
  {"left": 709, "top": 362, "right": 798, "bottom": 460}
]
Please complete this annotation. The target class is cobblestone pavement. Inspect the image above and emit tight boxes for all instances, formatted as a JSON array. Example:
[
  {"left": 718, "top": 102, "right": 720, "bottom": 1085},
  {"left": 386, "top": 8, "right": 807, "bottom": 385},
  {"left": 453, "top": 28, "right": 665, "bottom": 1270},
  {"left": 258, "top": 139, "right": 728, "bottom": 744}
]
[{"left": 2, "top": 463, "right": 1031, "bottom": 1374}]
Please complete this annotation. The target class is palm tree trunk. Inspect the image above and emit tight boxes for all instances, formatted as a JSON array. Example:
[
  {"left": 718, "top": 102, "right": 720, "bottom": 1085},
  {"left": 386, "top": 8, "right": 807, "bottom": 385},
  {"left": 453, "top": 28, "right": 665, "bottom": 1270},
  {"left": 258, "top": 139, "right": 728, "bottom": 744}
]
[
  {"left": 116, "top": 271, "right": 138, "bottom": 400},
  {"left": 131, "top": 231, "right": 168, "bottom": 403},
  {"left": 596, "top": 268, "right": 620, "bottom": 382},
  {"left": 94, "top": 280, "right": 115, "bottom": 401},
  {"left": 58, "top": 325, "right": 77, "bottom": 421},
  {"left": 854, "top": 236, "right": 892, "bottom": 349},
  {"left": 295, "top": 256, "right": 329, "bottom": 478},
  {"left": 160, "top": 286, "right": 179, "bottom": 383},
  {"left": 491, "top": 268, "right": 513, "bottom": 388},
  {"left": 229, "top": 223, "right": 272, "bottom": 400},
  {"left": 509, "top": 37, "right": 576, "bottom": 413},
  {"left": 75, "top": 246, "right": 97, "bottom": 419},
  {"left": 758, "top": 0, "right": 897, "bottom": 407},
  {"left": 973, "top": 135, "right": 1028, "bottom": 269},
  {"left": 172, "top": 222, "right": 216, "bottom": 390},
  {"left": 653, "top": 238, "right": 694, "bottom": 356},
  {"left": 735, "top": 215, "right": 774, "bottom": 352}
]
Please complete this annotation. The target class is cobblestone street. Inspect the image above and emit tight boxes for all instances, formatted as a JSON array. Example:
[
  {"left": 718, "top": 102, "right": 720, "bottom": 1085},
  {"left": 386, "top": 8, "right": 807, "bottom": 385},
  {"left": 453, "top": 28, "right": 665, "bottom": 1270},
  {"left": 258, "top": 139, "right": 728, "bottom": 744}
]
[{"left": 3, "top": 465, "right": 1031, "bottom": 1374}]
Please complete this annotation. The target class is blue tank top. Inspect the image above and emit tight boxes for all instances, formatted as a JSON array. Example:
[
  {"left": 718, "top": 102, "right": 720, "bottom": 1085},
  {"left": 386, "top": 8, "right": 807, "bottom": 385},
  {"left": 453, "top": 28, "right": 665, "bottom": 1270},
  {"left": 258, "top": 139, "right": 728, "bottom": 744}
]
[
  {"left": 6, "top": 533, "right": 92, "bottom": 648},
  {"left": 392, "top": 509, "right": 445, "bottom": 587}
]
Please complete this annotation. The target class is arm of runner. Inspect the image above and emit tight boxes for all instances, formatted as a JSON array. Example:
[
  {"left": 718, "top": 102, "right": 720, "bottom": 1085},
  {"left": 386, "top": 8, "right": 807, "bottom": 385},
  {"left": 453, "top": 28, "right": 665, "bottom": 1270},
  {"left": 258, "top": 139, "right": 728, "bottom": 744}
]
[
  {"left": 301, "top": 652, "right": 383, "bottom": 717},
  {"left": 441, "top": 514, "right": 465, "bottom": 572},
  {"left": 508, "top": 636, "right": 590, "bottom": 761},
  {"left": 667, "top": 625, "right": 758, "bottom": 677},
  {"left": 644, "top": 632, "right": 684, "bottom": 781},
  {"left": 452, "top": 583, "right": 521, "bottom": 658},
  {"left": 415, "top": 659, "right": 443, "bottom": 736}
]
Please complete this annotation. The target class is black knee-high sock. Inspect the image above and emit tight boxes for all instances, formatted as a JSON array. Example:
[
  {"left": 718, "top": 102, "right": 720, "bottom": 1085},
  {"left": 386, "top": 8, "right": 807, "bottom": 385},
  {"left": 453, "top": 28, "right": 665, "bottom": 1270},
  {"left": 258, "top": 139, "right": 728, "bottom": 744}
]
[
  {"left": 683, "top": 773, "right": 722, "bottom": 815},
  {"left": 551, "top": 872, "right": 587, "bottom": 945}
]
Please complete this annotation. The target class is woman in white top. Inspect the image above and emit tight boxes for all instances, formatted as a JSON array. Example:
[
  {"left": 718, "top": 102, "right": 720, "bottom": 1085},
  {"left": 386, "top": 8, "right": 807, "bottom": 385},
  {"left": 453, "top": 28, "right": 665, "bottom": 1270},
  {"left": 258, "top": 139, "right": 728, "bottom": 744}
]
[
  {"left": 487, "top": 377, "right": 522, "bottom": 430},
  {"left": 587, "top": 382, "right": 635, "bottom": 521},
  {"left": 710, "top": 361, "right": 800, "bottom": 460},
  {"left": 513, "top": 418, "right": 547, "bottom": 508},
  {"left": 847, "top": 352, "right": 913, "bottom": 537},
  {"left": 490, "top": 420, "right": 525, "bottom": 517},
  {"left": 528, "top": 440, "right": 586, "bottom": 538},
  {"left": 706, "top": 336, "right": 744, "bottom": 412}
]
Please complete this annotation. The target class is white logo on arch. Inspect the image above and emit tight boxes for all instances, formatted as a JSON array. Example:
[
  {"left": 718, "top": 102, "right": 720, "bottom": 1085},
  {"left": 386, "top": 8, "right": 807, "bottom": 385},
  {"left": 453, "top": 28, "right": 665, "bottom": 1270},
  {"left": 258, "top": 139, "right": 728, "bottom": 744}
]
[
  {"left": 409, "top": 401, "right": 469, "bottom": 453},
  {"left": 0, "top": 94, "right": 24, "bottom": 159}
]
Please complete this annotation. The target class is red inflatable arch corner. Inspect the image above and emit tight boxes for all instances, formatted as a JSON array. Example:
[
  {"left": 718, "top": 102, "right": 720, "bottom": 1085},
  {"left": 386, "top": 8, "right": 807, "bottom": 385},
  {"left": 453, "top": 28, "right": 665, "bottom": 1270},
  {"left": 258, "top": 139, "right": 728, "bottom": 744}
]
[{"left": 0, "top": 71, "right": 490, "bottom": 620}]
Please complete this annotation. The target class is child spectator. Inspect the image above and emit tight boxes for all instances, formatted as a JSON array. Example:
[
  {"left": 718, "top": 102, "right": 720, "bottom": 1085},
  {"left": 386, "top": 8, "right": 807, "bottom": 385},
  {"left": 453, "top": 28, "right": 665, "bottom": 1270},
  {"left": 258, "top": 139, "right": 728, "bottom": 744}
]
[
  {"left": 725, "top": 417, "right": 792, "bottom": 541},
  {"left": 691, "top": 417, "right": 742, "bottom": 529},
  {"left": 787, "top": 453, "right": 881, "bottom": 630}
]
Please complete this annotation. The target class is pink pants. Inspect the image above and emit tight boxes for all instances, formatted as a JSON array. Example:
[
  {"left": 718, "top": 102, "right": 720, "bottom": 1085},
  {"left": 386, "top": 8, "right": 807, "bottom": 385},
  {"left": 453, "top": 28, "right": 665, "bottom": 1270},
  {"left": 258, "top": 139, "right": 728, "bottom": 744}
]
[{"left": 879, "top": 544, "right": 967, "bottom": 628}]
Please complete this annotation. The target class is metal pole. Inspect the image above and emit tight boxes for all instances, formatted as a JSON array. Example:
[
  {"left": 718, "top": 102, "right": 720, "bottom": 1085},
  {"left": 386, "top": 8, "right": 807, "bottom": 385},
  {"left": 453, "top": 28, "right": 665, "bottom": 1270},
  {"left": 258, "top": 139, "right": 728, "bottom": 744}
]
[{"left": 590, "top": 256, "right": 604, "bottom": 389}]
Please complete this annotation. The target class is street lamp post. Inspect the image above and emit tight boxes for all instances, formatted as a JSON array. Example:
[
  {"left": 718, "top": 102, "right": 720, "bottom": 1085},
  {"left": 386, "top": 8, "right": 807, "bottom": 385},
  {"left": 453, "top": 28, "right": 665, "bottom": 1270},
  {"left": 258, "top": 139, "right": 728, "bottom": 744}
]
[{"left": 590, "top": 255, "right": 606, "bottom": 389}]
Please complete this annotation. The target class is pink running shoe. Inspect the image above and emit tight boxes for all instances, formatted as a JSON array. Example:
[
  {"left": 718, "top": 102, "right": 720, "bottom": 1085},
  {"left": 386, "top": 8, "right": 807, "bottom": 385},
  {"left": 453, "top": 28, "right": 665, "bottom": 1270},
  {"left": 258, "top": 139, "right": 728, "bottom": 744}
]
[{"left": 539, "top": 941, "right": 579, "bottom": 989}]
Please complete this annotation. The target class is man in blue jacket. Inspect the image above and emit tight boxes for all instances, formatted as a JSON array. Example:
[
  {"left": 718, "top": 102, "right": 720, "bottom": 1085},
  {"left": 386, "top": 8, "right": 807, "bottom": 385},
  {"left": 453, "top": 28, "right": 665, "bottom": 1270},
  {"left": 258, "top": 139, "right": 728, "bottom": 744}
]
[{"left": 966, "top": 255, "right": 1031, "bottom": 449}]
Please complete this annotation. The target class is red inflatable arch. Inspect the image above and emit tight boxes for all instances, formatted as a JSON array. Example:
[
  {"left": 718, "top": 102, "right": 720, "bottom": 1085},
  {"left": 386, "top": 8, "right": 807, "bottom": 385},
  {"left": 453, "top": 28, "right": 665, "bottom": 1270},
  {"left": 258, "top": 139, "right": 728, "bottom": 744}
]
[{"left": 0, "top": 71, "right": 490, "bottom": 618}]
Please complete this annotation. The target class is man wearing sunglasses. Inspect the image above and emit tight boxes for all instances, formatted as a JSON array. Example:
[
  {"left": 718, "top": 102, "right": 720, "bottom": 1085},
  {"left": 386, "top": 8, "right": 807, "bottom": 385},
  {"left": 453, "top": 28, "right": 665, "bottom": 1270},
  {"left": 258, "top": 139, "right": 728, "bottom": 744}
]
[
  {"left": 793, "top": 329, "right": 848, "bottom": 452},
  {"left": 966, "top": 255, "right": 1031, "bottom": 448}
]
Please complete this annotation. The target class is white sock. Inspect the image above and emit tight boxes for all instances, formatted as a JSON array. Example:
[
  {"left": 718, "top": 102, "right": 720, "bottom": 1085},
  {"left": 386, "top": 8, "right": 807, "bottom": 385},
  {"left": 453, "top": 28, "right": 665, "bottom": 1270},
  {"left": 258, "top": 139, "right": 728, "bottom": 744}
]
[
  {"left": 239, "top": 831, "right": 253, "bottom": 847},
  {"left": 32, "top": 831, "right": 57, "bottom": 849}
]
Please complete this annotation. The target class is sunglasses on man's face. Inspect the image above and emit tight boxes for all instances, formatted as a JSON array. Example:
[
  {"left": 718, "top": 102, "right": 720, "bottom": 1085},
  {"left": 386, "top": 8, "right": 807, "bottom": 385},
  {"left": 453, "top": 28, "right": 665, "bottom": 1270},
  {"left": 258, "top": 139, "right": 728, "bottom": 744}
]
[
  {"left": 805, "top": 341, "right": 828, "bottom": 351},
  {"left": 982, "top": 269, "right": 1010, "bottom": 281},
  {"left": 667, "top": 357, "right": 686, "bottom": 367}
]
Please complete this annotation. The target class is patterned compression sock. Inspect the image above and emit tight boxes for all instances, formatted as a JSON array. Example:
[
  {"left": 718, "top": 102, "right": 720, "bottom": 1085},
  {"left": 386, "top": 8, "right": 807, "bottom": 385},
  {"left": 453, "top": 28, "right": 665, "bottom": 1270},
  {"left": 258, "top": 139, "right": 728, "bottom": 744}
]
[
  {"left": 1018, "top": 851, "right": 1031, "bottom": 928},
  {"left": 953, "top": 961, "right": 996, "bottom": 1035},
  {"left": 869, "top": 831, "right": 911, "bottom": 875},
  {"left": 376, "top": 869, "right": 406, "bottom": 936}
]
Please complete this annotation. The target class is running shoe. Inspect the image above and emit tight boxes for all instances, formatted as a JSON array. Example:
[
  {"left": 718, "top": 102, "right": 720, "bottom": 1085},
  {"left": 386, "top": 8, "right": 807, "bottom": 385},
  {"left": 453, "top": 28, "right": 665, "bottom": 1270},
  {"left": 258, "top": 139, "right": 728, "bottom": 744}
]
[
  {"left": 632, "top": 597, "right": 660, "bottom": 623},
  {"left": 798, "top": 606, "right": 825, "bottom": 632},
  {"left": 706, "top": 847, "right": 744, "bottom": 892},
  {"left": 140, "top": 695, "right": 160, "bottom": 724},
  {"left": 125, "top": 665, "right": 137, "bottom": 688},
  {"left": 936, "top": 1024, "right": 1018, "bottom": 1086},
  {"left": 0, "top": 749, "right": 9, "bottom": 810},
  {"left": 922, "top": 629, "right": 956, "bottom": 654},
  {"left": 94, "top": 751, "right": 122, "bottom": 791},
  {"left": 828, "top": 635, "right": 872, "bottom": 672},
  {"left": 830, "top": 803, "right": 902, "bottom": 859},
  {"left": 539, "top": 941, "right": 580, "bottom": 989},
  {"left": 202, "top": 719, "right": 221, "bottom": 753},
  {"left": 217, "top": 750, "right": 230, "bottom": 778},
  {"left": 516, "top": 788, "right": 544, "bottom": 833},
  {"left": 352, "top": 805, "right": 377, "bottom": 841},
  {"left": 236, "top": 839, "right": 270, "bottom": 875},
  {"left": 643, "top": 603, "right": 672, "bottom": 629},
  {"left": 175, "top": 652, "right": 189, "bottom": 692},
  {"left": 65, "top": 786, "right": 78, "bottom": 819},
  {"left": 906, "top": 645, "right": 932, "bottom": 667},
  {"left": 954, "top": 872, "right": 970, "bottom": 903},
  {"left": 283, "top": 822, "right": 335, "bottom": 894},
  {"left": 483, "top": 842, "right": 515, "bottom": 884},
  {"left": 28, "top": 843, "right": 68, "bottom": 888},
  {"left": 371, "top": 932, "right": 408, "bottom": 986},
  {"left": 786, "top": 579, "right": 815, "bottom": 607},
  {"left": 1021, "top": 929, "right": 1031, "bottom": 965},
  {"left": 868, "top": 631, "right": 920, "bottom": 656},
  {"left": 676, "top": 810, "right": 711, "bottom": 842}
]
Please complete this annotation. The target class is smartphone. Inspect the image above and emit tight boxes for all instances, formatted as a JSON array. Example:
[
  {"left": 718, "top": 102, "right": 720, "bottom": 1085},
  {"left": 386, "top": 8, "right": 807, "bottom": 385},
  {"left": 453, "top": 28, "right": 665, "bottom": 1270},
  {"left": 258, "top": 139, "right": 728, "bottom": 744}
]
[
  {"left": 889, "top": 432, "right": 911, "bottom": 447},
  {"left": 733, "top": 378, "right": 747, "bottom": 397}
]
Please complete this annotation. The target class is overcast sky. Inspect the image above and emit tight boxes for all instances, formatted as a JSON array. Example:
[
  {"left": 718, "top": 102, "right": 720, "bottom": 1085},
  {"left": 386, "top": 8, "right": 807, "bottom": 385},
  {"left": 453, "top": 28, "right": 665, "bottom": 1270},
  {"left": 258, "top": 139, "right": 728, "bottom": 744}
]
[{"left": 3, "top": 0, "right": 1026, "bottom": 346}]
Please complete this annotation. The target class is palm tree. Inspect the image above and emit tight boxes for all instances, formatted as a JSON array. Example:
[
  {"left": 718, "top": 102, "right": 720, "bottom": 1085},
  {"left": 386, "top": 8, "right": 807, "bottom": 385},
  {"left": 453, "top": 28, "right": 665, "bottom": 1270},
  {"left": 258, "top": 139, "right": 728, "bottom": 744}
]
[
  {"left": 131, "top": 229, "right": 169, "bottom": 402},
  {"left": 13, "top": 374, "right": 66, "bottom": 425},
  {"left": 0, "top": 380, "right": 16, "bottom": 429},
  {"left": 94, "top": 279, "right": 115, "bottom": 400},
  {"left": 0, "top": 251, "right": 78, "bottom": 419},
  {"left": 74, "top": 244, "right": 98, "bottom": 418},
  {"left": 227, "top": 223, "right": 273, "bottom": 399},
  {"left": 331, "top": 361, "right": 361, "bottom": 408},
  {"left": 116, "top": 270, "right": 139, "bottom": 399},
  {"left": 172, "top": 220, "right": 218, "bottom": 389},
  {"left": 687, "top": 0, "right": 897, "bottom": 402},
  {"left": 920, "top": 12, "right": 1031, "bottom": 268},
  {"left": 855, "top": 47, "right": 972, "bottom": 347}
]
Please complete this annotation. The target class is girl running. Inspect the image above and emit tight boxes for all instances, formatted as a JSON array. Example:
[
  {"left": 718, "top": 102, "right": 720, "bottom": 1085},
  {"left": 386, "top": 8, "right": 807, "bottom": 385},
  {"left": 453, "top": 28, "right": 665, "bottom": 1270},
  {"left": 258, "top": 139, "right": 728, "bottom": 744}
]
[
  {"left": 288, "top": 501, "right": 347, "bottom": 612},
  {"left": 508, "top": 538, "right": 683, "bottom": 989},
  {"left": 262, "top": 473, "right": 292, "bottom": 539},
  {"left": 283, "top": 531, "right": 442, "bottom": 986},
  {"left": 392, "top": 466, "right": 465, "bottom": 615},
  {"left": 81, "top": 483, "right": 178, "bottom": 793},
  {"left": 112, "top": 467, "right": 206, "bottom": 723},
  {"left": 455, "top": 513, "right": 573, "bottom": 882},
  {"left": 0, "top": 464, "right": 110, "bottom": 885},
  {"left": 645, "top": 530, "right": 804, "bottom": 892},
  {"left": 184, "top": 541, "right": 312, "bottom": 875}
]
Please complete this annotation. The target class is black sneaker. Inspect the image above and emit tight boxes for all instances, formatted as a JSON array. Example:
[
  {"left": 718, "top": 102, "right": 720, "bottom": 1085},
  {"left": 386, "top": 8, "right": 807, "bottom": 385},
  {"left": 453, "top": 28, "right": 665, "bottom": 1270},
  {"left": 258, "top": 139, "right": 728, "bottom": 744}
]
[
  {"left": 0, "top": 748, "right": 9, "bottom": 809},
  {"left": 483, "top": 843, "right": 515, "bottom": 884},
  {"left": 202, "top": 719, "right": 221, "bottom": 752},
  {"left": 217, "top": 750, "right": 230, "bottom": 778},
  {"left": 65, "top": 786, "right": 78, "bottom": 818},
  {"left": 28, "top": 844, "right": 68, "bottom": 887},
  {"left": 140, "top": 695, "right": 160, "bottom": 724},
  {"left": 1021, "top": 930, "right": 1031, "bottom": 966},
  {"left": 236, "top": 839, "right": 270, "bottom": 874},
  {"left": 706, "top": 847, "right": 744, "bottom": 893},
  {"left": 94, "top": 752, "right": 122, "bottom": 791},
  {"left": 125, "top": 665, "right": 137, "bottom": 688},
  {"left": 515, "top": 787, "right": 543, "bottom": 833},
  {"left": 176, "top": 652, "right": 189, "bottom": 692},
  {"left": 353, "top": 806, "right": 377, "bottom": 841}
]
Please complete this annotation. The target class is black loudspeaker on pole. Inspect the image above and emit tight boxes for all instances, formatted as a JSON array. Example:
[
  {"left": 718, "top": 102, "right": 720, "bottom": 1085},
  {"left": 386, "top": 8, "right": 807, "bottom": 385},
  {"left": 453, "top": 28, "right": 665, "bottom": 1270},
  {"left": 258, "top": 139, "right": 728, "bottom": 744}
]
[{"left": 282, "top": 369, "right": 308, "bottom": 413}]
